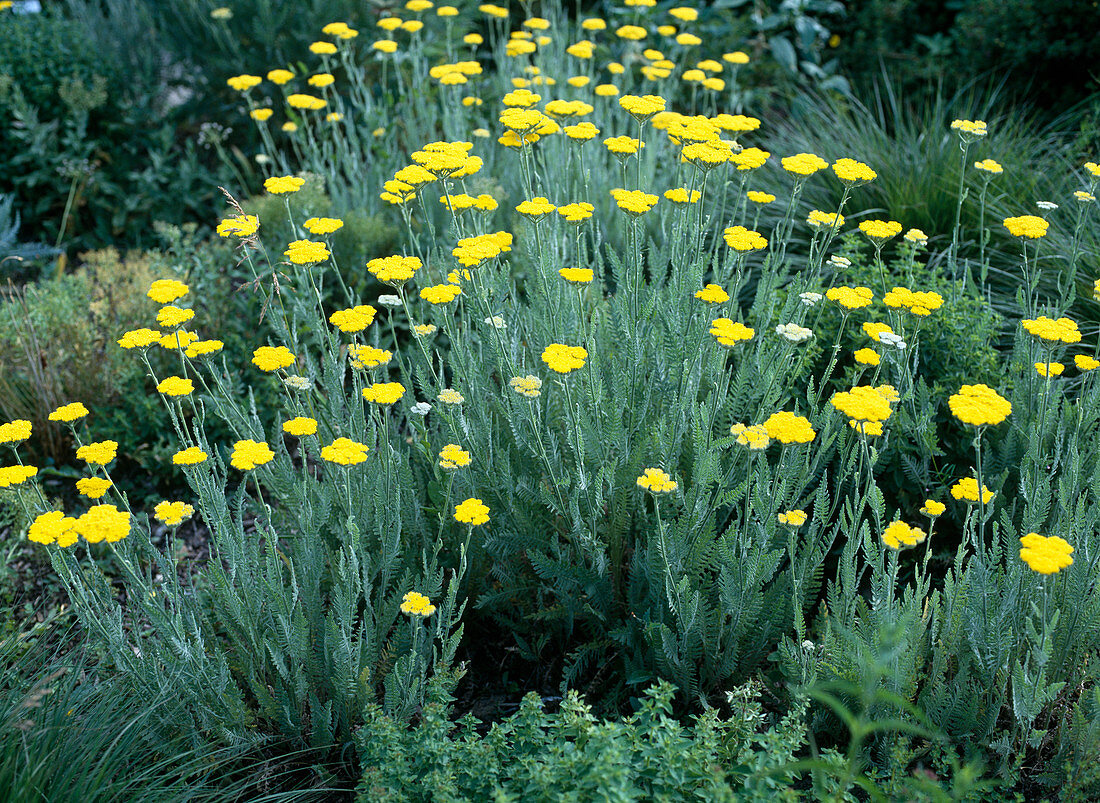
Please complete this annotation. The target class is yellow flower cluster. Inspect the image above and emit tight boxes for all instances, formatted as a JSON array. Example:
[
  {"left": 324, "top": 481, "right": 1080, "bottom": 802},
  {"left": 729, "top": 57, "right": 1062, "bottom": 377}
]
[
  {"left": 731, "top": 147, "right": 770, "bottom": 171},
  {"left": 826, "top": 286, "right": 874, "bottom": 310},
  {"left": 285, "top": 240, "right": 331, "bottom": 265},
  {"left": 362, "top": 382, "right": 406, "bottom": 404},
  {"left": 349, "top": 345, "right": 393, "bottom": 370},
  {"left": 148, "top": 279, "right": 190, "bottom": 303},
  {"left": 510, "top": 375, "right": 543, "bottom": 397},
  {"left": 421, "top": 284, "right": 463, "bottom": 304},
  {"left": 883, "top": 287, "right": 944, "bottom": 316},
  {"left": 231, "top": 439, "right": 275, "bottom": 470},
  {"left": 283, "top": 417, "right": 318, "bottom": 437},
  {"left": 831, "top": 386, "right": 894, "bottom": 424},
  {"left": 951, "top": 477, "right": 994, "bottom": 504},
  {"left": 516, "top": 196, "right": 557, "bottom": 217},
  {"left": 723, "top": 226, "right": 767, "bottom": 251},
  {"left": 921, "top": 499, "right": 946, "bottom": 517},
  {"left": 217, "top": 214, "right": 259, "bottom": 237},
  {"left": 1021, "top": 316, "right": 1081, "bottom": 344},
  {"left": 400, "top": 591, "right": 437, "bottom": 617},
  {"left": 781, "top": 153, "right": 828, "bottom": 177},
  {"left": 28, "top": 511, "right": 78, "bottom": 547},
  {"left": 263, "top": 175, "right": 306, "bottom": 194},
  {"left": 730, "top": 423, "right": 770, "bottom": 450},
  {"left": 48, "top": 402, "right": 89, "bottom": 423},
  {"left": 0, "top": 465, "right": 37, "bottom": 487},
  {"left": 155, "top": 501, "right": 195, "bottom": 527},
  {"left": 975, "top": 158, "right": 1003, "bottom": 175},
  {"left": 832, "top": 158, "right": 877, "bottom": 185},
  {"left": 610, "top": 188, "right": 658, "bottom": 215},
  {"left": 709, "top": 318, "right": 754, "bottom": 348},
  {"left": 1019, "top": 533, "right": 1074, "bottom": 575},
  {"left": 321, "top": 438, "right": 370, "bottom": 466},
  {"left": 330, "top": 305, "right": 377, "bottom": 332},
  {"left": 807, "top": 210, "right": 844, "bottom": 229},
  {"left": 76, "top": 440, "right": 117, "bottom": 465},
  {"left": 252, "top": 346, "right": 296, "bottom": 372},
  {"left": 0, "top": 419, "right": 31, "bottom": 444},
  {"left": 560, "top": 268, "right": 594, "bottom": 283},
  {"left": 1003, "top": 215, "right": 1048, "bottom": 238},
  {"left": 619, "top": 94, "right": 666, "bottom": 120},
  {"left": 368, "top": 254, "right": 423, "bottom": 283},
  {"left": 637, "top": 467, "right": 677, "bottom": 494},
  {"left": 227, "top": 74, "right": 262, "bottom": 92},
  {"left": 439, "top": 444, "right": 471, "bottom": 470},
  {"left": 695, "top": 284, "right": 729, "bottom": 304},
  {"left": 763, "top": 411, "right": 816, "bottom": 444},
  {"left": 542, "top": 343, "right": 587, "bottom": 373},
  {"left": 1036, "top": 362, "right": 1065, "bottom": 377},
  {"left": 452, "top": 232, "right": 512, "bottom": 266},
  {"left": 75, "top": 504, "right": 131, "bottom": 544},
  {"left": 1075, "top": 355, "right": 1100, "bottom": 371},
  {"left": 303, "top": 217, "right": 344, "bottom": 235},
  {"left": 778, "top": 510, "right": 807, "bottom": 526},
  {"left": 948, "top": 384, "right": 1011, "bottom": 426},
  {"left": 882, "top": 520, "right": 926, "bottom": 550},
  {"left": 157, "top": 376, "right": 194, "bottom": 397},
  {"left": 558, "top": 202, "right": 595, "bottom": 223},
  {"left": 665, "top": 188, "right": 701, "bottom": 204},
  {"left": 858, "top": 219, "right": 903, "bottom": 242},
  {"left": 455, "top": 497, "right": 490, "bottom": 525},
  {"left": 157, "top": 305, "right": 194, "bottom": 328},
  {"left": 173, "top": 447, "right": 208, "bottom": 466}
]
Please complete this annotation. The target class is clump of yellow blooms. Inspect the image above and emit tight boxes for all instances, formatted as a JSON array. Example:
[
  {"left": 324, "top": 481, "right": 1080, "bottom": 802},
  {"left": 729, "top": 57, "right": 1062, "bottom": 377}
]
[
  {"left": 76, "top": 440, "right": 117, "bottom": 466},
  {"left": 709, "top": 318, "right": 754, "bottom": 348},
  {"left": 1003, "top": 215, "right": 1049, "bottom": 238},
  {"left": 439, "top": 444, "right": 472, "bottom": 470},
  {"left": 764, "top": 412, "right": 816, "bottom": 444},
  {"left": 48, "top": 402, "right": 89, "bottom": 423},
  {"left": 155, "top": 501, "right": 195, "bottom": 527},
  {"left": 1019, "top": 533, "right": 1074, "bottom": 575},
  {"left": 173, "top": 447, "right": 208, "bottom": 466},
  {"left": 951, "top": 477, "right": 994, "bottom": 504},
  {"left": 858, "top": 219, "right": 903, "bottom": 243},
  {"left": 695, "top": 284, "right": 729, "bottom": 304},
  {"left": 948, "top": 384, "right": 1011, "bottom": 426},
  {"left": 781, "top": 153, "right": 828, "bottom": 177},
  {"left": 619, "top": 94, "right": 666, "bottom": 121},
  {"left": 778, "top": 510, "right": 807, "bottom": 527},
  {"left": 455, "top": 497, "right": 490, "bottom": 525},
  {"left": 368, "top": 254, "right": 422, "bottom": 283},
  {"left": 252, "top": 346, "right": 296, "bottom": 372},
  {"left": 1036, "top": 362, "right": 1065, "bottom": 377},
  {"left": 1021, "top": 316, "right": 1081, "bottom": 344},
  {"left": 510, "top": 376, "right": 543, "bottom": 398},
  {"left": 157, "top": 376, "right": 194, "bottom": 397},
  {"left": 975, "top": 158, "right": 1003, "bottom": 175},
  {"left": 330, "top": 305, "right": 377, "bottom": 333},
  {"left": 401, "top": 591, "right": 437, "bottom": 617},
  {"left": 637, "top": 468, "right": 678, "bottom": 494},
  {"left": 542, "top": 343, "right": 587, "bottom": 374},
  {"left": 826, "top": 286, "right": 874, "bottom": 310},
  {"left": 610, "top": 188, "right": 659, "bottom": 215},
  {"left": 560, "top": 268, "right": 594, "bottom": 283},
  {"left": 76, "top": 504, "right": 131, "bottom": 544},
  {"left": 28, "top": 511, "right": 78, "bottom": 547},
  {"left": 832, "top": 158, "right": 877, "bottom": 185},
  {"left": 321, "top": 438, "right": 370, "bottom": 466},
  {"left": 362, "top": 382, "right": 406, "bottom": 404},
  {"left": 148, "top": 279, "right": 190, "bottom": 303},
  {"left": 231, "top": 440, "right": 275, "bottom": 471},
  {"left": 665, "top": 188, "right": 701, "bottom": 204},
  {"left": 807, "top": 210, "right": 844, "bottom": 229},
  {"left": 723, "top": 226, "right": 767, "bottom": 251},
  {"left": 730, "top": 423, "right": 771, "bottom": 450},
  {"left": 76, "top": 477, "right": 112, "bottom": 499},
  {"left": 921, "top": 500, "right": 946, "bottom": 517},
  {"left": 831, "top": 387, "right": 893, "bottom": 424},
  {"left": 883, "top": 287, "right": 944, "bottom": 316},
  {"left": 882, "top": 521, "right": 926, "bottom": 550},
  {"left": 1075, "top": 355, "right": 1100, "bottom": 371},
  {"left": 263, "top": 175, "right": 305, "bottom": 194},
  {"left": 283, "top": 417, "right": 318, "bottom": 437}
]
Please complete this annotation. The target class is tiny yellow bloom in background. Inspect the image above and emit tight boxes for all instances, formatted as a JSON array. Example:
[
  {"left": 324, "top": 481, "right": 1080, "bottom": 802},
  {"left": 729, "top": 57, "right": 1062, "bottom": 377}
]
[
  {"left": 1003, "top": 215, "right": 1048, "bottom": 238},
  {"left": 723, "top": 51, "right": 750, "bottom": 65},
  {"left": 227, "top": 74, "right": 262, "bottom": 92},
  {"left": 308, "top": 73, "right": 335, "bottom": 88},
  {"left": 695, "top": 284, "right": 729, "bottom": 304},
  {"left": 76, "top": 440, "right": 117, "bottom": 466},
  {"left": 320, "top": 438, "right": 370, "bottom": 466},
  {"left": 763, "top": 411, "right": 816, "bottom": 445},
  {"left": 950, "top": 119, "right": 987, "bottom": 143},
  {"left": 455, "top": 497, "right": 490, "bottom": 525},
  {"left": 252, "top": 346, "right": 296, "bottom": 372},
  {"left": 637, "top": 467, "right": 678, "bottom": 494},
  {"left": 250, "top": 108, "right": 273, "bottom": 122},
  {"left": 882, "top": 520, "right": 926, "bottom": 550},
  {"left": 231, "top": 439, "right": 275, "bottom": 471},
  {"left": 282, "top": 417, "right": 318, "bottom": 437},
  {"left": 76, "top": 477, "right": 112, "bottom": 500},
  {"left": 1036, "top": 362, "right": 1065, "bottom": 377},
  {"left": 75, "top": 504, "right": 131, "bottom": 544},
  {"left": 778, "top": 510, "right": 807, "bottom": 527},
  {"left": 542, "top": 343, "right": 587, "bottom": 374},
  {"left": 310, "top": 41, "right": 338, "bottom": 54},
  {"left": 414, "top": 324, "right": 437, "bottom": 336},
  {"left": 439, "top": 444, "right": 471, "bottom": 470},
  {"left": 401, "top": 591, "right": 437, "bottom": 617},
  {"left": 157, "top": 376, "right": 194, "bottom": 396},
  {"left": 951, "top": 477, "right": 994, "bottom": 504},
  {"left": 438, "top": 388, "right": 465, "bottom": 405},
  {"left": 148, "top": 279, "right": 189, "bottom": 304},
  {"left": 904, "top": 228, "right": 929, "bottom": 246},
  {"left": 921, "top": 499, "right": 946, "bottom": 517},
  {"left": 49, "top": 402, "right": 89, "bottom": 423},
  {"left": 173, "top": 447, "right": 208, "bottom": 466},
  {"left": 28, "top": 511, "right": 78, "bottom": 548},
  {"left": 155, "top": 501, "right": 195, "bottom": 527},
  {"left": 267, "top": 69, "right": 294, "bottom": 85},
  {"left": 709, "top": 318, "right": 754, "bottom": 348},
  {"left": 263, "top": 175, "right": 305, "bottom": 194},
  {"left": 362, "top": 382, "right": 406, "bottom": 404},
  {"left": 1019, "top": 533, "right": 1073, "bottom": 575}
]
